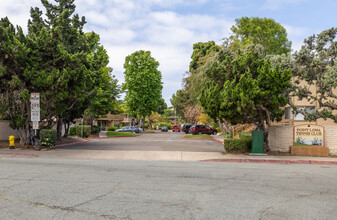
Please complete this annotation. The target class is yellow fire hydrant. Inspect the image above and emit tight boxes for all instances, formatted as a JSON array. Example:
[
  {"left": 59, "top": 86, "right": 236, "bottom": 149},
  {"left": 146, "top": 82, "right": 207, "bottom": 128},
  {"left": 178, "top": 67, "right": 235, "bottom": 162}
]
[{"left": 9, "top": 135, "right": 15, "bottom": 149}]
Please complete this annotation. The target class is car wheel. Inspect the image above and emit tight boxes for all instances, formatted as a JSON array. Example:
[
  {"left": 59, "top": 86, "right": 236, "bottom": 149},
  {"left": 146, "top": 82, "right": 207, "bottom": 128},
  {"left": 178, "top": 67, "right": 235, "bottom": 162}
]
[
  {"left": 213, "top": 131, "right": 217, "bottom": 135},
  {"left": 198, "top": 131, "right": 202, "bottom": 135}
]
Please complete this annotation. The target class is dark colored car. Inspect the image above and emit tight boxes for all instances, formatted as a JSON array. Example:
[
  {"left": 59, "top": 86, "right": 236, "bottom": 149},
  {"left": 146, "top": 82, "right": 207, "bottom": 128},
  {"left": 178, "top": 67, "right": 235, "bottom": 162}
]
[
  {"left": 189, "top": 125, "right": 217, "bottom": 135},
  {"left": 172, "top": 125, "right": 180, "bottom": 132},
  {"left": 116, "top": 126, "right": 141, "bottom": 133},
  {"left": 161, "top": 126, "right": 168, "bottom": 132},
  {"left": 182, "top": 124, "right": 192, "bottom": 134}
]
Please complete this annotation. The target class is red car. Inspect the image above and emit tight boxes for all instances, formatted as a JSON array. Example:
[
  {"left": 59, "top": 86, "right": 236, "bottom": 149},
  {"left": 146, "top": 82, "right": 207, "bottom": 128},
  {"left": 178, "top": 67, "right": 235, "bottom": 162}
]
[
  {"left": 189, "top": 125, "right": 217, "bottom": 135},
  {"left": 172, "top": 125, "right": 181, "bottom": 132}
]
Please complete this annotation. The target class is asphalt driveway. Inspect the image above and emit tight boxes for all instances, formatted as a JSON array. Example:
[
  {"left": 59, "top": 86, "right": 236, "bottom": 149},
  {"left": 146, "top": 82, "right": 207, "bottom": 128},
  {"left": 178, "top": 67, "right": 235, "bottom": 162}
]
[{"left": 56, "top": 132, "right": 224, "bottom": 152}]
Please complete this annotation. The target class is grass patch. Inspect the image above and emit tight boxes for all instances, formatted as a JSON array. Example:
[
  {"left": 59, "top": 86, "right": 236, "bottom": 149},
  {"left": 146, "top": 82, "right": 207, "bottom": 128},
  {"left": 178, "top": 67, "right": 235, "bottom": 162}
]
[
  {"left": 184, "top": 134, "right": 212, "bottom": 138},
  {"left": 143, "top": 131, "right": 156, "bottom": 133},
  {"left": 107, "top": 131, "right": 140, "bottom": 137}
]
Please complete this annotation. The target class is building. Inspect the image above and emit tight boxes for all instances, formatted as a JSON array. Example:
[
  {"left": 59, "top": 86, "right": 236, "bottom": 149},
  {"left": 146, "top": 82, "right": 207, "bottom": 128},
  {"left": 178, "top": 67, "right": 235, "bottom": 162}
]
[
  {"left": 95, "top": 113, "right": 133, "bottom": 130},
  {"left": 269, "top": 80, "right": 337, "bottom": 156}
]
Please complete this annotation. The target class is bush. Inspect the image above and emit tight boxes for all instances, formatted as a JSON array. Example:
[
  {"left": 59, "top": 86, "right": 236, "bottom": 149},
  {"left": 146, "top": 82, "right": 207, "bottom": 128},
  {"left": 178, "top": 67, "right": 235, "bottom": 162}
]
[
  {"left": 91, "top": 125, "right": 101, "bottom": 134},
  {"left": 224, "top": 135, "right": 252, "bottom": 153},
  {"left": 76, "top": 125, "right": 91, "bottom": 138},
  {"left": 107, "top": 131, "right": 139, "bottom": 137},
  {"left": 69, "top": 127, "right": 76, "bottom": 136},
  {"left": 108, "top": 126, "right": 117, "bottom": 131},
  {"left": 40, "top": 129, "right": 57, "bottom": 148}
]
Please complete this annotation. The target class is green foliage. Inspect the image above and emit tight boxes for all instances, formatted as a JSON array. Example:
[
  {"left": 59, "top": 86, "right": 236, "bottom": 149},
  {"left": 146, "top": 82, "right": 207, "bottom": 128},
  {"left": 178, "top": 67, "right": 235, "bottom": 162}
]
[
  {"left": 107, "top": 131, "right": 139, "bottom": 137},
  {"left": 163, "top": 109, "right": 174, "bottom": 117},
  {"left": 40, "top": 129, "right": 57, "bottom": 148},
  {"left": 292, "top": 28, "right": 337, "bottom": 123},
  {"left": 230, "top": 17, "right": 291, "bottom": 55},
  {"left": 108, "top": 126, "right": 117, "bottom": 131},
  {"left": 199, "top": 45, "right": 291, "bottom": 152},
  {"left": 184, "top": 134, "right": 211, "bottom": 138},
  {"left": 76, "top": 125, "right": 91, "bottom": 138},
  {"left": 69, "top": 127, "right": 76, "bottom": 136},
  {"left": 224, "top": 135, "right": 252, "bottom": 153},
  {"left": 91, "top": 125, "right": 101, "bottom": 134},
  {"left": 0, "top": 0, "right": 119, "bottom": 144},
  {"left": 123, "top": 50, "right": 163, "bottom": 118}
]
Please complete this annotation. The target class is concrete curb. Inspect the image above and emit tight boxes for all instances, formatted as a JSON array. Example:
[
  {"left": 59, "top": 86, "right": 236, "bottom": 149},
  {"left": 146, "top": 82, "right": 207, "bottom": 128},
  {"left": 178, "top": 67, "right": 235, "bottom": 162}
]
[
  {"left": 0, "top": 153, "right": 39, "bottom": 158},
  {"left": 201, "top": 158, "right": 337, "bottom": 165}
]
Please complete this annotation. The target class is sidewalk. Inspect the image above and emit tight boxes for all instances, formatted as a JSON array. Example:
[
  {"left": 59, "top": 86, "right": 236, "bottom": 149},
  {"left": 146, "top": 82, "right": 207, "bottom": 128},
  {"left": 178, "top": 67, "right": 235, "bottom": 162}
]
[{"left": 1, "top": 147, "right": 337, "bottom": 165}]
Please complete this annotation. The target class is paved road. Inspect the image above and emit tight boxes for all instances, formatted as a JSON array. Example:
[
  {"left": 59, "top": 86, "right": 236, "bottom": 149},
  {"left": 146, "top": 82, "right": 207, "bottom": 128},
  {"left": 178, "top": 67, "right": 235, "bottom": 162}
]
[
  {"left": 57, "top": 132, "right": 224, "bottom": 152},
  {"left": 1, "top": 157, "right": 337, "bottom": 219}
]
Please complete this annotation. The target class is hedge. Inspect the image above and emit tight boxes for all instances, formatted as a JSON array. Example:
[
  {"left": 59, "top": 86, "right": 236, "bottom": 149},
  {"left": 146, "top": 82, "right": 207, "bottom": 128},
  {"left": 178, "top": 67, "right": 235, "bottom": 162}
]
[
  {"left": 69, "top": 127, "right": 76, "bottom": 135},
  {"left": 108, "top": 126, "right": 117, "bottom": 131},
  {"left": 76, "top": 125, "right": 91, "bottom": 138},
  {"left": 91, "top": 125, "right": 101, "bottom": 134},
  {"left": 224, "top": 133, "right": 252, "bottom": 153},
  {"left": 40, "top": 129, "right": 57, "bottom": 148}
]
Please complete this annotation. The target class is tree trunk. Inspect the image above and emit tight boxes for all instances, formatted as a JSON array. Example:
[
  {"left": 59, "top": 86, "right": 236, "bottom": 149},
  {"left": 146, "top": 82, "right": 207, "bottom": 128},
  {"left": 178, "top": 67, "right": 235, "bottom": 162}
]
[
  {"left": 142, "top": 116, "right": 145, "bottom": 130},
  {"left": 63, "top": 120, "right": 70, "bottom": 138},
  {"left": 139, "top": 116, "right": 142, "bottom": 128},
  {"left": 57, "top": 117, "right": 63, "bottom": 141}
]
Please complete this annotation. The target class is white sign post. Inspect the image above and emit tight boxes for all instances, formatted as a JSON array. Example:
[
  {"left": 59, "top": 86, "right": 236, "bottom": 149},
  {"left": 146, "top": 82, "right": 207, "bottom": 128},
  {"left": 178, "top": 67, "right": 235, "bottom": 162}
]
[{"left": 30, "top": 93, "right": 40, "bottom": 131}]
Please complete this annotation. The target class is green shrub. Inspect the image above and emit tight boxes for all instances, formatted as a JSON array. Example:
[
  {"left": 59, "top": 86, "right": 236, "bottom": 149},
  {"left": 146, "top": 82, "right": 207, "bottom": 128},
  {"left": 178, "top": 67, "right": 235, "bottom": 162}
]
[
  {"left": 224, "top": 136, "right": 252, "bottom": 153},
  {"left": 224, "top": 133, "right": 232, "bottom": 138},
  {"left": 76, "top": 125, "right": 91, "bottom": 138},
  {"left": 239, "top": 132, "right": 252, "bottom": 139},
  {"left": 69, "top": 127, "right": 76, "bottom": 135},
  {"left": 108, "top": 126, "right": 117, "bottom": 131},
  {"left": 91, "top": 125, "right": 101, "bottom": 134},
  {"left": 40, "top": 129, "right": 57, "bottom": 148},
  {"left": 107, "top": 131, "right": 139, "bottom": 137}
]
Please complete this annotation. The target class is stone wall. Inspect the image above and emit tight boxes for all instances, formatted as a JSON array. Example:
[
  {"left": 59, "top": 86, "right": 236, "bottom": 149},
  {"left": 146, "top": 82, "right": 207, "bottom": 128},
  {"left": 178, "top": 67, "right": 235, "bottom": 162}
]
[
  {"left": 268, "top": 125, "right": 337, "bottom": 156},
  {"left": 0, "top": 120, "right": 18, "bottom": 141}
]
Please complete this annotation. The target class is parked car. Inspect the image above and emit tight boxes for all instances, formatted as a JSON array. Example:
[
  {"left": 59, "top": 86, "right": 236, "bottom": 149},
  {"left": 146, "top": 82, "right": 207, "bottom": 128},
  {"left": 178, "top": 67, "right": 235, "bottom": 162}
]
[
  {"left": 182, "top": 124, "right": 193, "bottom": 134},
  {"left": 161, "top": 126, "right": 168, "bottom": 132},
  {"left": 116, "top": 126, "right": 141, "bottom": 133},
  {"left": 189, "top": 125, "right": 217, "bottom": 135},
  {"left": 172, "top": 125, "right": 181, "bottom": 132},
  {"left": 136, "top": 127, "right": 143, "bottom": 132}
]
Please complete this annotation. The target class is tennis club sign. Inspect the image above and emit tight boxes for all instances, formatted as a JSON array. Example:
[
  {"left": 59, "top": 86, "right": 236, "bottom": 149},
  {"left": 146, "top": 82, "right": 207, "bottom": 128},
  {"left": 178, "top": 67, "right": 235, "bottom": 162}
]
[{"left": 294, "top": 125, "right": 324, "bottom": 146}]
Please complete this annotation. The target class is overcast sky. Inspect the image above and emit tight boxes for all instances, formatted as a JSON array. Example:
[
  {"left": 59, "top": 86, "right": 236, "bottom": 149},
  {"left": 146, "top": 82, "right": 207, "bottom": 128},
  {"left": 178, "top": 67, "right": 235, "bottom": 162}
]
[{"left": 1, "top": 0, "right": 337, "bottom": 105}]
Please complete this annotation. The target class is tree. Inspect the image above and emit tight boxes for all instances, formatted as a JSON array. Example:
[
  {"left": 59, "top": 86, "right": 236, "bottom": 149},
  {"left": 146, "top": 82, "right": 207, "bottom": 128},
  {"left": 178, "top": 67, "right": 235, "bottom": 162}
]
[
  {"left": 200, "top": 45, "right": 291, "bottom": 151},
  {"left": 0, "top": 17, "right": 32, "bottom": 143},
  {"left": 0, "top": 0, "right": 119, "bottom": 142},
  {"left": 156, "top": 98, "right": 167, "bottom": 115},
  {"left": 123, "top": 50, "right": 163, "bottom": 127},
  {"left": 230, "top": 17, "right": 291, "bottom": 55},
  {"left": 292, "top": 28, "right": 337, "bottom": 122}
]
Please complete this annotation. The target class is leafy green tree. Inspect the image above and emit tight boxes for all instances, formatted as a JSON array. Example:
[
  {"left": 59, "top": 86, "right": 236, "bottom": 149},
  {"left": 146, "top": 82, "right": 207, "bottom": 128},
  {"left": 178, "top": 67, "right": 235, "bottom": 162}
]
[
  {"left": 200, "top": 45, "right": 291, "bottom": 151},
  {"left": 156, "top": 98, "right": 167, "bottom": 115},
  {"left": 292, "top": 28, "right": 337, "bottom": 122},
  {"left": 230, "top": 17, "right": 291, "bottom": 55},
  {"left": 0, "top": 17, "right": 31, "bottom": 143},
  {"left": 170, "top": 89, "right": 193, "bottom": 119},
  {"left": 123, "top": 50, "right": 163, "bottom": 127},
  {"left": 0, "top": 0, "right": 119, "bottom": 142}
]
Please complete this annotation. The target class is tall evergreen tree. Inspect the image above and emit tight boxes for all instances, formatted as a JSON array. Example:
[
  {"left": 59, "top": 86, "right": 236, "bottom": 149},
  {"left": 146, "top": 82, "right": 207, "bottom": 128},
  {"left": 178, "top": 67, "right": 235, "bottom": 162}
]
[{"left": 123, "top": 50, "right": 163, "bottom": 127}]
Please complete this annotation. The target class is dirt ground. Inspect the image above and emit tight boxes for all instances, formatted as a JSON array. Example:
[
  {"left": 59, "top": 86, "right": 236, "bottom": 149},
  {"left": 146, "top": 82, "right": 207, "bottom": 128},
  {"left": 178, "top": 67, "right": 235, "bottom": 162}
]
[{"left": 0, "top": 135, "right": 85, "bottom": 150}]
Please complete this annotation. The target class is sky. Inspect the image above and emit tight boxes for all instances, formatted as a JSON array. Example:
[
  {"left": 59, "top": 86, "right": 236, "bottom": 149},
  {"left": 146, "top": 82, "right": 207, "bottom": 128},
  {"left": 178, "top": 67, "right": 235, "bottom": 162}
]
[{"left": 1, "top": 0, "right": 337, "bottom": 106}]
